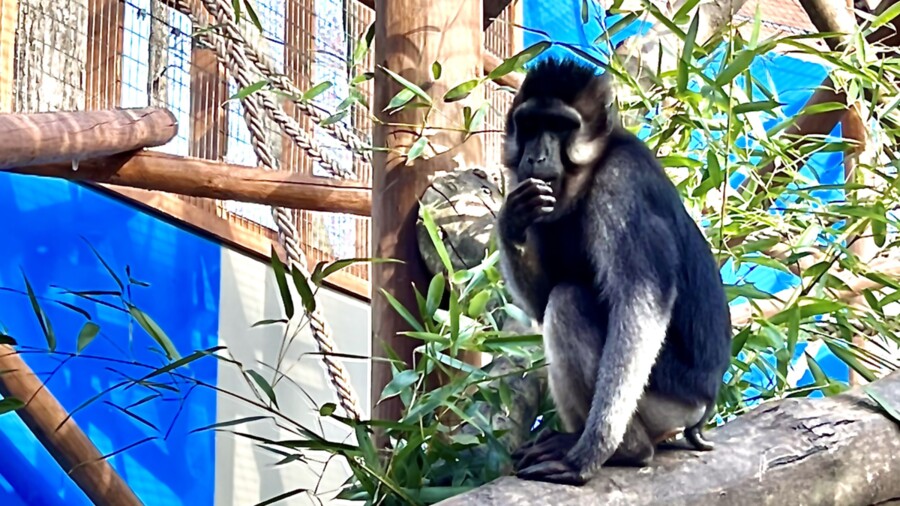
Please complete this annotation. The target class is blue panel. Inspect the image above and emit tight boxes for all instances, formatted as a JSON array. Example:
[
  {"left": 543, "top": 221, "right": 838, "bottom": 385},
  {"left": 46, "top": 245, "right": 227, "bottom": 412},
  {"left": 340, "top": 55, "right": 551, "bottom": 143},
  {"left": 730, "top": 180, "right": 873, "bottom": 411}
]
[{"left": 0, "top": 173, "right": 220, "bottom": 506}]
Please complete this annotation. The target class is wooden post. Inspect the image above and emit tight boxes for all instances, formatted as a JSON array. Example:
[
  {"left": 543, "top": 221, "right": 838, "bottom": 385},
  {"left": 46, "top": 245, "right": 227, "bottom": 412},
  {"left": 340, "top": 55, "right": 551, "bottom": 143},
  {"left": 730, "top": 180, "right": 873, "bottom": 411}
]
[
  {"left": 86, "top": 0, "right": 125, "bottom": 110},
  {"left": 189, "top": 44, "right": 228, "bottom": 160},
  {"left": 371, "top": 0, "right": 485, "bottom": 426},
  {"left": 0, "top": 346, "right": 143, "bottom": 506},
  {"left": 0, "top": 108, "right": 177, "bottom": 169},
  {"left": 0, "top": 0, "right": 17, "bottom": 112}
]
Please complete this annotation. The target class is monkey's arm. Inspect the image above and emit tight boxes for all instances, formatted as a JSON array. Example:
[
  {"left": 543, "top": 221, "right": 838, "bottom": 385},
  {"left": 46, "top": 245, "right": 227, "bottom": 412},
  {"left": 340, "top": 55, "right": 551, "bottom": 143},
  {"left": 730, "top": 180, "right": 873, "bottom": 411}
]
[
  {"left": 497, "top": 233, "right": 552, "bottom": 320},
  {"left": 496, "top": 178, "right": 555, "bottom": 320}
]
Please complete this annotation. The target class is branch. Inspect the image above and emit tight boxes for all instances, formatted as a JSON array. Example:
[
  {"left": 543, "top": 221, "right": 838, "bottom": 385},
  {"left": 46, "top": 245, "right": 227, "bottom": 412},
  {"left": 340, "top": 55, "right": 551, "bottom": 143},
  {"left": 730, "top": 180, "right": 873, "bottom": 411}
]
[
  {"left": 0, "top": 346, "right": 143, "bottom": 506},
  {"left": 437, "top": 371, "right": 900, "bottom": 505},
  {"left": 2, "top": 150, "right": 372, "bottom": 216}
]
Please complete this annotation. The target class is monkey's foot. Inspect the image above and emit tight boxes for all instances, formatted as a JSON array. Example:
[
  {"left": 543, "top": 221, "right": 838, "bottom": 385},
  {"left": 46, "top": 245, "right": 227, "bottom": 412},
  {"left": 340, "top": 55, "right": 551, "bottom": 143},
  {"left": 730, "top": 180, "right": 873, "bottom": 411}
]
[
  {"left": 516, "top": 459, "right": 591, "bottom": 486},
  {"left": 512, "top": 432, "right": 580, "bottom": 472}
]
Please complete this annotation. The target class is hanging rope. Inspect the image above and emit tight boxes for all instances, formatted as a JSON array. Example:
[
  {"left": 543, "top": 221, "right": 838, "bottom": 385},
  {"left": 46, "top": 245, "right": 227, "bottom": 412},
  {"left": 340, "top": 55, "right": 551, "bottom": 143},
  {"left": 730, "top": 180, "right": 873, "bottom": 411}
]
[
  {"left": 185, "top": 0, "right": 364, "bottom": 420},
  {"left": 216, "top": 3, "right": 374, "bottom": 166}
]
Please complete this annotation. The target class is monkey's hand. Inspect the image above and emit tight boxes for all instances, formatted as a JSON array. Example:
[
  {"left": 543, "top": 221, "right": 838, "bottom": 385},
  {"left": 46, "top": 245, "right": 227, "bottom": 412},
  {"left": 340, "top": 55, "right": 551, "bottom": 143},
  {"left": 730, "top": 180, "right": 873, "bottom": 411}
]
[{"left": 498, "top": 178, "right": 555, "bottom": 244}]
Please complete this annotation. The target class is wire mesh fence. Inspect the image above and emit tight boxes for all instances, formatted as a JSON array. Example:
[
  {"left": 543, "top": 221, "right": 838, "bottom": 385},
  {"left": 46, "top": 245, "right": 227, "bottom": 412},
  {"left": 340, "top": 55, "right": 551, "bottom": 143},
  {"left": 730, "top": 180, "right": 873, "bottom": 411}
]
[{"left": 4, "top": 0, "right": 519, "bottom": 288}]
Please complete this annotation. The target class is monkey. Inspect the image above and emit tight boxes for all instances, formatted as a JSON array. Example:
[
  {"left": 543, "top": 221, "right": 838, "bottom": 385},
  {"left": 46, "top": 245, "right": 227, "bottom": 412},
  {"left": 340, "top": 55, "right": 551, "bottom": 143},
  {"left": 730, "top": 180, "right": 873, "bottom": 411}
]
[{"left": 495, "top": 57, "right": 732, "bottom": 486}]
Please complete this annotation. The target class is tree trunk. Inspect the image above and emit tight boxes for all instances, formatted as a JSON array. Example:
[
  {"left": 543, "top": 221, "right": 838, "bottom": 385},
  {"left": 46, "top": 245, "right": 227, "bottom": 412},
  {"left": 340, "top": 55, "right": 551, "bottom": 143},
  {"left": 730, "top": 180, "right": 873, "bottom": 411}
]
[{"left": 436, "top": 371, "right": 900, "bottom": 506}]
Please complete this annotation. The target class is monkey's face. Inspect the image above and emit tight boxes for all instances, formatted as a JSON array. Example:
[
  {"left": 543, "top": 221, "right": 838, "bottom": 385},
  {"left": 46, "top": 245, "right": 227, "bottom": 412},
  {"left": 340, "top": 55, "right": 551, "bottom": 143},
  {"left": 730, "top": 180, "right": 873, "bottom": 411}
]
[{"left": 505, "top": 98, "right": 581, "bottom": 196}]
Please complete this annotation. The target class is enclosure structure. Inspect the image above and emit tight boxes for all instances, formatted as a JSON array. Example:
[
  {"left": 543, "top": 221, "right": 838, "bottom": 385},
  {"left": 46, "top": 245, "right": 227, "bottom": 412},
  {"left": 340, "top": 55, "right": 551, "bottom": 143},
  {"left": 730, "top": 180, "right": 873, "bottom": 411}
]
[
  {"left": 0, "top": 0, "right": 521, "bottom": 504},
  {"left": 1, "top": 0, "right": 899, "bottom": 504}
]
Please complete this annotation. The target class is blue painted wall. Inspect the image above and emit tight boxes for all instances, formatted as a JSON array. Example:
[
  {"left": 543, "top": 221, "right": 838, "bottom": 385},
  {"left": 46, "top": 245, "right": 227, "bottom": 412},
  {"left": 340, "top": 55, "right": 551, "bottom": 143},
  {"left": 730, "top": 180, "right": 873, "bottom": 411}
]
[{"left": 0, "top": 173, "right": 220, "bottom": 505}]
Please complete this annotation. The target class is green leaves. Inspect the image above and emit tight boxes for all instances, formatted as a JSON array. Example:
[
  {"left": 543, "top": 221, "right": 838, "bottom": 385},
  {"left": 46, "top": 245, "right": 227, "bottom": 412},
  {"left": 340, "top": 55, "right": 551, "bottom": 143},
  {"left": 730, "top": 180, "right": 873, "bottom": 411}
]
[
  {"left": 488, "top": 41, "right": 552, "bottom": 81},
  {"left": 76, "top": 322, "right": 100, "bottom": 354},
  {"left": 0, "top": 397, "right": 24, "bottom": 415},
  {"left": 128, "top": 305, "right": 179, "bottom": 360}
]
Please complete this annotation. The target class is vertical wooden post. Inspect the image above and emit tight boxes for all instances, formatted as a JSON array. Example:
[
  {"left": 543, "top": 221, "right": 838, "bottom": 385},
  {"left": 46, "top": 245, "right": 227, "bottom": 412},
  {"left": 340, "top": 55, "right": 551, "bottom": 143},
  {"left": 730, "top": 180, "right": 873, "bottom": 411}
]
[
  {"left": 189, "top": 43, "right": 227, "bottom": 160},
  {"left": 0, "top": 0, "right": 17, "bottom": 112},
  {"left": 372, "top": 0, "right": 484, "bottom": 426},
  {"left": 86, "top": 0, "right": 125, "bottom": 110}
]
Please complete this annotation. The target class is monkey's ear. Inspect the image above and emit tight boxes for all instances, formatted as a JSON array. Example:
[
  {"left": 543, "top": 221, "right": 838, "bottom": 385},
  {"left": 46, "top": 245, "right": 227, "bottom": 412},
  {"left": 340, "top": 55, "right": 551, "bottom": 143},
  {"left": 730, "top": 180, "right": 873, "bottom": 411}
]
[{"left": 567, "top": 73, "right": 615, "bottom": 166}]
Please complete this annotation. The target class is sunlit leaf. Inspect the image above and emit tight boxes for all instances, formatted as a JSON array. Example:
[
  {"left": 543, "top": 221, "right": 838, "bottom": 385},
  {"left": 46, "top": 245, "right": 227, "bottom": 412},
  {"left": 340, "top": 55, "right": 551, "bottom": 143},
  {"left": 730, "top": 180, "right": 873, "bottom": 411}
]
[
  {"left": 230, "top": 80, "right": 268, "bottom": 101},
  {"left": 488, "top": 41, "right": 552, "bottom": 81},
  {"left": 381, "top": 66, "right": 432, "bottom": 104},
  {"left": 406, "top": 136, "right": 429, "bottom": 164},
  {"left": 443, "top": 79, "right": 481, "bottom": 103},
  {"left": 381, "top": 370, "right": 420, "bottom": 403},
  {"left": 303, "top": 81, "right": 333, "bottom": 101}
]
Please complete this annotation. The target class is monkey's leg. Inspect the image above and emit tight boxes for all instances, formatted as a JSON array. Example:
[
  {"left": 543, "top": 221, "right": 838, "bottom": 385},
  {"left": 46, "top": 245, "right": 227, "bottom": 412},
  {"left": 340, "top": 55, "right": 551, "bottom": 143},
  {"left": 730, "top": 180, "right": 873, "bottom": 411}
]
[{"left": 515, "top": 283, "right": 605, "bottom": 478}]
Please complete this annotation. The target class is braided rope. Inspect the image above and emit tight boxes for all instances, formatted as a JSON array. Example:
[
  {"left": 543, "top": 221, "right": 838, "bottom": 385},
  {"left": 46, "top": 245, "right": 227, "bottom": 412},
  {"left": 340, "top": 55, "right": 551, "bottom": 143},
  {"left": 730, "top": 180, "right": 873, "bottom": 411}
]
[
  {"left": 194, "top": 0, "right": 364, "bottom": 420},
  {"left": 207, "top": 0, "right": 372, "bottom": 167}
]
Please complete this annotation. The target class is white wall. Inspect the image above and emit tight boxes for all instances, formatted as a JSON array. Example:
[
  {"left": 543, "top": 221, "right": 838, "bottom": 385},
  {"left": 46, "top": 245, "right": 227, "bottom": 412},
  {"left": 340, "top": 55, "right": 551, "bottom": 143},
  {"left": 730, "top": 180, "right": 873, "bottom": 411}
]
[{"left": 215, "top": 247, "right": 371, "bottom": 506}]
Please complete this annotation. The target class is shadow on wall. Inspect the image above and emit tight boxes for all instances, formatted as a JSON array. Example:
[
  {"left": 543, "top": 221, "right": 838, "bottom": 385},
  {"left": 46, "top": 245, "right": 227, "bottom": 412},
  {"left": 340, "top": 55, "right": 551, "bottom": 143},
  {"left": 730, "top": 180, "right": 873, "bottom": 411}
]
[{"left": 214, "top": 247, "right": 372, "bottom": 506}]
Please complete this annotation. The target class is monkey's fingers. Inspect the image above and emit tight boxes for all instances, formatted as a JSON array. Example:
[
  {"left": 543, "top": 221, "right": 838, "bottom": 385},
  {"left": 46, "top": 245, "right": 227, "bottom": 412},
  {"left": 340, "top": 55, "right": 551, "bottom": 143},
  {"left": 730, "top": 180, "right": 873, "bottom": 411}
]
[
  {"left": 516, "top": 460, "right": 589, "bottom": 486},
  {"left": 513, "top": 444, "right": 567, "bottom": 471},
  {"left": 512, "top": 429, "right": 562, "bottom": 459}
]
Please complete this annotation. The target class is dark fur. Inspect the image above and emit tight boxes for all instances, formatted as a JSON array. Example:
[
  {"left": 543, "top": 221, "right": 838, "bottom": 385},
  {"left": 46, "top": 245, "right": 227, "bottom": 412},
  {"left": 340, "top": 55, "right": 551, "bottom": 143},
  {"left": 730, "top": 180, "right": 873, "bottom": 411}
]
[{"left": 497, "top": 58, "right": 732, "bottom": 486}]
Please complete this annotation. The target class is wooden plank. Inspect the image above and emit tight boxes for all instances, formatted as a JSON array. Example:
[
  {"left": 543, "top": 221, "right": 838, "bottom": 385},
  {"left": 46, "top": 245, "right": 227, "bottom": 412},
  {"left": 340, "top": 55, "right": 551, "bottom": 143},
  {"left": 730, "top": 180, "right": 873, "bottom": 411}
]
[
  {"left": 4, "top": 149, "right": 372, "bottom": 215},
  {"left": 0, "top": 345, "right": 144, "bottom": 506},
  {"left": 0, "top": 108, "right": 178, "bottom": 169},
  {"left": 371, "top": 0, "right": 485, "bottom": 427},
  {"left": 95, "top": 184, "right": 371, "bottom": 300},
  {"left": 0, "top": 0, "right": 17, "bottom": 112}
]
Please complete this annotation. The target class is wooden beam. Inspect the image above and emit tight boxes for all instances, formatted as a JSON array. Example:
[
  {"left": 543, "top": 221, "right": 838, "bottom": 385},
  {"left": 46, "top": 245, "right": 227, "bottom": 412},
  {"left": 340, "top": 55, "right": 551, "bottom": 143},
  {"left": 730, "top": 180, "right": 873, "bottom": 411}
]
[
  {"left": 3, "top": 150, "right": 372, "bottom": 216},
  {"left": 93, "top": 184, "right": 372, "bottom": 301},
  {"left": 372, "top": 0, "right": 485, "bottom": 430},
  {"left": 0, "top": 345, "right": 143, "bottom": 506},
  {"left": 0, "top": 108, "right": 178, "bottom": 169}
]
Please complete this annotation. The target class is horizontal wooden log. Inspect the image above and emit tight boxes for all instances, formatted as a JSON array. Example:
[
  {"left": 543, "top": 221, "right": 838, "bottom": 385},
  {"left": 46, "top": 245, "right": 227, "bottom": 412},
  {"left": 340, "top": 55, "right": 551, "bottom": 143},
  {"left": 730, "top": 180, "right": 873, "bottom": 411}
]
[
  {"left": 0, "top": 345, "right": 143, "bottom": 506},
  {"left": 437, "top": 371, "right": 900, "bottom": 506},
  {"left": 3, "top": 150, "right": 372, "bottom": 216},
  {"left": 0, "top": 108, "right": 177, "bottom": 169}
]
